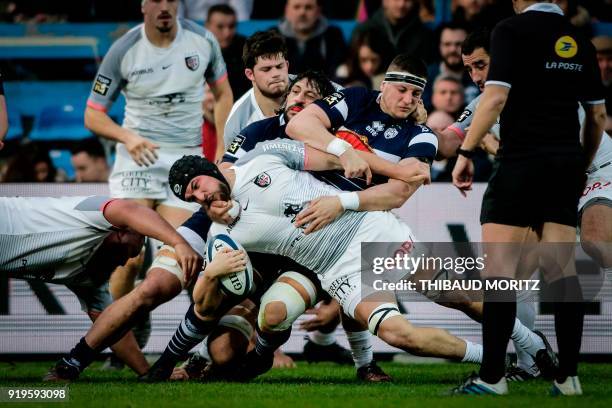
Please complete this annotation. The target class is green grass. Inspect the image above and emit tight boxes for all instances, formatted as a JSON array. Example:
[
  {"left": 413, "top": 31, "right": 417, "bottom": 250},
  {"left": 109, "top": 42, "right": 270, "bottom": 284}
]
[{"left": 1, "top": 361, "right": 611, "bottom": 407}]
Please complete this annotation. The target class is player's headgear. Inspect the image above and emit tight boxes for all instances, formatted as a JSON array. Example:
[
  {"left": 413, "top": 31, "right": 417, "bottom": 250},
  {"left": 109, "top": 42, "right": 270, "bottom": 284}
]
[
  {"left": 169, "top": 155, "right": 229, "bottom": 201},
  {"left": 384, "top": 54, "right": 428, "bottom": 91}
]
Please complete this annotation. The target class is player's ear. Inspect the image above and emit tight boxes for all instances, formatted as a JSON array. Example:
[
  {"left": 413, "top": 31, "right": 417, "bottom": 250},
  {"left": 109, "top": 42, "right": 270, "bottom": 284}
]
[
  {"left": 379, "top": 81, "right": 386, "bottom": 93},
  {"left": 245, "top": 68, "right": 255, "bottom": 82}
]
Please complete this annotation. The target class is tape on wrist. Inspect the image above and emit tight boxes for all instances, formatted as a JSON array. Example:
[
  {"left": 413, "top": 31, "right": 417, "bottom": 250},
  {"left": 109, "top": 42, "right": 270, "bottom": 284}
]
[
  {"left": 338, "top": 192, "right": 360, "bottom": 211},
  {"left": 326, "top": 138, "right": 351, "bottom": 157}
]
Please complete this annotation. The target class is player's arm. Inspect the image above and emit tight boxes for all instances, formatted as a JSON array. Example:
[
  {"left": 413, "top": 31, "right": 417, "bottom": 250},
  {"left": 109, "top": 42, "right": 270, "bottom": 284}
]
[
  {"left": 582, "top": 102, "right": 606, "bottom": 168},
  {"left": 84, "top": 40, "right": 159, "bottom": 166},
  {"left": 102, "top": 199, "right": 203, "bottom": 282},
  {"left": 209, "top": 77, "right": 234, "bottom": 162},
  {"left": 286, "top": 102, "right": 371, "bottom": 181}
]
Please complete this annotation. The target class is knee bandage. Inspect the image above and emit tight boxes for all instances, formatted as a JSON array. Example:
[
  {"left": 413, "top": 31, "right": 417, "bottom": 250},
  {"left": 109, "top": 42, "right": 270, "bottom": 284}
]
[
  {"left": 258, "top": 271, "right": 317, "bottom": 332},
  {"left": 150, "top": 245, "right": 185, "bottom": 287},
  {"left": 218, "top": 314, "right": 253, "bottom": 341},
  {"left": 367, "top": 303, "right": 401, "bottom": 336}
]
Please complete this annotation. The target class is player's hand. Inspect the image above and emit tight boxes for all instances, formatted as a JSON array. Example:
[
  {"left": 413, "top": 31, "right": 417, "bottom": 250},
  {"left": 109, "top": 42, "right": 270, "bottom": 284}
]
[
  {"left": 396, "top": 158, "right": 431, "bottom": 185},
  {"left": 0, "top": 139, "right": 4, "bottom": 151},
  {"left": 273, "top": 350, "right": 296, "bottom": 369},
  {"left": 411, "top": 99, "right": 427, "bottom": 124},
  {"left": 170, "top": 367, "right": 190, "bottom": 381},
  {"left": 452, "top": 155, "right": 474, "bottom": 197},
  {"left": 339, "top": 148, "right": 372, "bottom": 184},
  {"left": 294, "top": 196, "right": 343, "bottom": 234},
  {"left": 480, "top": 133, "right": 499, "bottom": 156},
  {"left": 299, "top": 300, "right": 341, "bottom": 331},
  {"left": 207, "top": 200, "right": 233, "bottom": 224},
  {"left": 205, "top": 249, "right": 246, "bottom": 279},
  {"left": 124, "top": 132, "right": 159, "bottom": 167},
  {"left": 174, "top": 242, "right": 203, "bottom": 284}
]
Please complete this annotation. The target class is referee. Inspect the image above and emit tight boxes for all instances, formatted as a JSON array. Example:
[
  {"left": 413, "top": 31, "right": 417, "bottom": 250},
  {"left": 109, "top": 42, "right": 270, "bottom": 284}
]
[{"left": 452, "top": 0, "right": 606, "bottom": 396}]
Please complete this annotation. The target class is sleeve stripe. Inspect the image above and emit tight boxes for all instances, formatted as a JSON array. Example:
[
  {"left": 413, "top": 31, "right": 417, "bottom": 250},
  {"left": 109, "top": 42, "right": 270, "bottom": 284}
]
[
  {"left": 208, "top": 72, "right": 228, "bottom": 86},
  {"left": 485, "top": 80, "right": 512, "bottom": 89},
  {"left": 87, "top": 99, "right": 108, "bottom": 112},
  {"left": 334, "top": 99, "right": 349, "bottom": 120},
  {"left": 447, "top": 125, "right": 465, "bottom": 141},
  {"left": 408, "top": 132, "right": 439, "bottom": 149}
]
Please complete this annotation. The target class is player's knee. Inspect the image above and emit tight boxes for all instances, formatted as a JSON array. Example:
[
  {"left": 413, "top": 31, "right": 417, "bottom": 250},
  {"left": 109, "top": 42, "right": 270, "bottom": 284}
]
[
  {"left": 257, "top": 272, "right": 317, "bottom": 332},
  {"left": 260, "top": 301, "right": 288, "bottom": 331}
]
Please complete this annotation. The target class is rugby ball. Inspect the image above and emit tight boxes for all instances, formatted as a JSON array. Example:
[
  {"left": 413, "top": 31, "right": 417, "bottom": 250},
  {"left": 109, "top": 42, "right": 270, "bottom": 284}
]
[{"left": 206, "top": 234, "right": 253, "bottom": 297}]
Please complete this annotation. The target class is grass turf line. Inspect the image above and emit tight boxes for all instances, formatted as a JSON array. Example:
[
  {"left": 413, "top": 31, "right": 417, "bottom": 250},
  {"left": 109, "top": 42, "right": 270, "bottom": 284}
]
[{"left": 0, "top": 362, "right": 611, "bottom": 407}]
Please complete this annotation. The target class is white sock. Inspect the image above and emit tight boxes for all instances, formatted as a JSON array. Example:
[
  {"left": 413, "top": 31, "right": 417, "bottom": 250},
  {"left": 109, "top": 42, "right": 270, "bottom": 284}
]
[
  {"left": 195, "top": 339, "right": 210, "bottom": 360},
  {"left": 461, "top": 340, "right": 483, "bottom": 363},
  {"left": 515, "top": 300, "right": 538, "bottom": 373},
  {"left": 510, "top": 318, "right": 544, "bottom": 357},
  {"left": 308, "top": 330, "right": 336, "bottom": 346},
  {"left": 346, "top": 330, "right": 373, "bottom": 368}
]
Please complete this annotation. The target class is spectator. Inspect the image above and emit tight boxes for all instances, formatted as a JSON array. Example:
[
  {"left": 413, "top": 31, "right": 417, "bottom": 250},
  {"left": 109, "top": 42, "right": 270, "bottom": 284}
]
[
  {"left": 431, "top": 76, "right": 464, "bottom": 118},
  {"left": 205, "top": 4, "right": 251, "bottom": 99},
  {"left": 424, "top": 23, "right": 478, "bottom": 109},
  {"left": 353, "top": 0, "right": 435, "bottom": 65},
  {"left": 452, "top": 0, "right": 512, "bottom": 32},
  {"left": 70, "top": 138, "right": 110, "bottom": 182},
  {"left": 275, "top": 0, "right": 347, "bottom": 77},
  {"left": 335, "top": 30, "right": 389, "bottom": 89},
  {"left": 179, "top": 0, "right": 253, "bottom": 21},
  {"left": 551, "top": 0, "right": 592, "bottom": 38},
  {"left": 2, "top": 144, "right": 65, "bottom": 182},
  {"left": 592, "top": 36, "right": 612, "bottom": 132}
]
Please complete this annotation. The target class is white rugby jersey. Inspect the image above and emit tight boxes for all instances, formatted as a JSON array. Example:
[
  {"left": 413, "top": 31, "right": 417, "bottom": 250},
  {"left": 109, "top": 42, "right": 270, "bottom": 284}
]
[
  {"left": 87, "top": 19, "right": 227, "bottom": 147},
  {"left": 0, "top": 196, "right": 114, "bottom": 283},
  {"left": 223, "top": 88, "right": 266, "bottom": 149},
  {"left": 448, "top": 94, "right": 501, "bottom": 140},
  {"left": 209, "top": 140, "right": 367, "bottom": 275}
]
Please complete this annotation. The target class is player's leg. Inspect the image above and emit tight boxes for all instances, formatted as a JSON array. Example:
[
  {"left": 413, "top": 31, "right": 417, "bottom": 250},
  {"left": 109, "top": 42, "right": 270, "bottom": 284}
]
[
  {"left": 302, "top": 299, "right": 353, "bottom": 365},
  {"left": 540, "top": 222, "right": 585, "bottom": 395},
  {"left": 581, "top": 203, "right": 612, "bottom": 272},
  {"left": 239, "top": 271, "right": 317, "bottom": 380}
]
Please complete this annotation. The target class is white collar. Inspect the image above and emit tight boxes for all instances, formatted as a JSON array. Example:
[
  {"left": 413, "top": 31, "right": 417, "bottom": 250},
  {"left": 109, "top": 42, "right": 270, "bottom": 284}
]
[{"left": 522, "top": 2, "right": 564, "bottom": 15}]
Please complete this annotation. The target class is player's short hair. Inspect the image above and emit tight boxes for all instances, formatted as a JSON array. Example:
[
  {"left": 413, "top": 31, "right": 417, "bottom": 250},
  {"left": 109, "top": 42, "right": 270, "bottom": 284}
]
[
  {"left": 278, "top": 70, "right": 335, "bottom": 112},
  {"left": 207, "top": 4, "right": 236, "bottom": 21},
  {"left": 71, "top": 138, "right": 106, "bottom": 160},
  {"left": 386, "top": 54, "right": 427, "bottom": 80},
  {"left": 243, "top": 30, "right": 288, "bottom": 70},
  {"left": 461, "top": 29, "right": 490, "bottom": 56}
]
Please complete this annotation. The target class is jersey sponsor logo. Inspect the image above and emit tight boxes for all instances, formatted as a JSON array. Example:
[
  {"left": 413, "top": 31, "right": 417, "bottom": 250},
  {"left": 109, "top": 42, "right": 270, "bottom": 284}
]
[
  {"left": 457, "top": 109, "right": 472, "bottom": 123},
  {"left": 545, "top": 61, "right": 583, "bottom": 72},
  {"left": 418, "top": 125, "right": 431, "bottom": 133},
  {"left": 322, "top": 92, "right": 344, "bottom": 106},
  {"left": 128, "top": 67, "right": 153, "bottom": 78},
  {"left": 283, "top": 203, "right": 303, "bottom": 223},
  {"left": 227, "top": 135, "right": 245, "bottom": 154},
  {"left": 185, "top": 54, "right": 200, "bottom": 71},
  {"left": 254, "top": 172, "right": 271, "bottom": 188},
  {"left": 384, "top": 127, "right": 399, "bottom": 139},
  {"left": 93, "top": 74, "right": 112, "bottom": 96},
  {"left": 366, "top": 121, "right": 385, "bottom": 137},
  {"left": 555, "top": 35, "right": 578, "bottom": 58}
]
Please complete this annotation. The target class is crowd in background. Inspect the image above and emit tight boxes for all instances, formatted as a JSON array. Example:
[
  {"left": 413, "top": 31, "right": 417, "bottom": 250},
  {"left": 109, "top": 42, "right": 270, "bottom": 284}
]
[{"left": 0, "top": 0, "right": 610, "bottom": 183}]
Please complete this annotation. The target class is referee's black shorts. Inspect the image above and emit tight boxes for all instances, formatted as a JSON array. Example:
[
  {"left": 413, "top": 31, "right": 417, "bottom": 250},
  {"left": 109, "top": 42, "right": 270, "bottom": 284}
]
[{"left": 480, "top": 155, "right": 586, "bottom": 228}]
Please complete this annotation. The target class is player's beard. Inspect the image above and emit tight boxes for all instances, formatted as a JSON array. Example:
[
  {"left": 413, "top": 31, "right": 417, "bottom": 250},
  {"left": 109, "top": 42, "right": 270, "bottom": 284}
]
[{"left": 260, "top": 85, "right": 286, "bottom": 99}]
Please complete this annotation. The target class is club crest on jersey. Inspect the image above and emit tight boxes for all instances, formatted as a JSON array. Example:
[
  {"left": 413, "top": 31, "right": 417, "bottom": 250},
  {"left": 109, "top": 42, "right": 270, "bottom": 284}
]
[
  {"left": 384, "top": 127, "right": 399, "bottom": 139},
  {"left": 254, "top": 172, "right": 271, "bottom": 188},
  {"left": 185, "top": 54, "right": 200, "bottom": 71}
]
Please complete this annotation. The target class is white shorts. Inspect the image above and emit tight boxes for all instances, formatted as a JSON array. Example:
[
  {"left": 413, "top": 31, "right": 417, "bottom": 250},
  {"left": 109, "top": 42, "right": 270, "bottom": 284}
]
[
  {"left": 109, "top": 143, "right": 201, "bottom": 211},
  {"left": 320, "top": 211, "right": 417, "bottom": 319},
  {"left": 578, "top": 163, "right": 612, "bottom": 213}
]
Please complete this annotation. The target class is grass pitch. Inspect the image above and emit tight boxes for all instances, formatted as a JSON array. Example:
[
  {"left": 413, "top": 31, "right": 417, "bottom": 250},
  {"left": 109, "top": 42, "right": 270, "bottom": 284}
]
[{"left": 0, "top": 361, "right": 611, "bottom": 407}]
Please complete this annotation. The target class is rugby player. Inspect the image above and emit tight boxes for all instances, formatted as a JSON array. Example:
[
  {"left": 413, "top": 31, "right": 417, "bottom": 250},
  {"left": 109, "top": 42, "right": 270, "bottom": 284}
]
[{"left": 0, "top": 196, "right": 201, "bottom": 378}]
